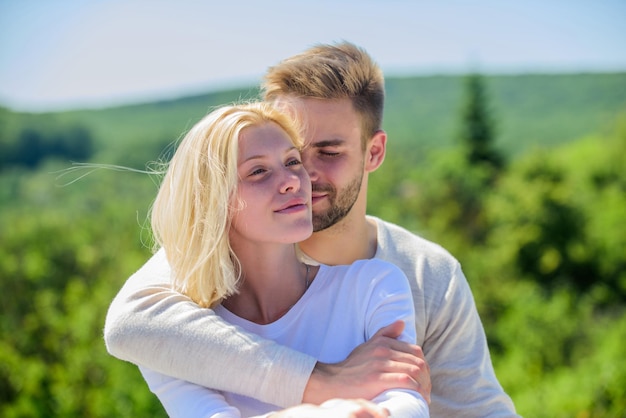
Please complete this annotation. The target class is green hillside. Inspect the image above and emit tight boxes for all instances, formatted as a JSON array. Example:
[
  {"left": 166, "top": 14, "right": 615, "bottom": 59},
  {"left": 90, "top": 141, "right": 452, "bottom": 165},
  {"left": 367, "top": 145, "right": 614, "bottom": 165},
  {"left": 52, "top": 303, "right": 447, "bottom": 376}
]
[
  {"left": 2, "top": 72, "right": 623, "bottom": 169},
  {"left": 383, "top": 72, "right": 626, "bottom": 156},
  {"left": 87, "top": 72, "right": 626, "bottom": 155}
]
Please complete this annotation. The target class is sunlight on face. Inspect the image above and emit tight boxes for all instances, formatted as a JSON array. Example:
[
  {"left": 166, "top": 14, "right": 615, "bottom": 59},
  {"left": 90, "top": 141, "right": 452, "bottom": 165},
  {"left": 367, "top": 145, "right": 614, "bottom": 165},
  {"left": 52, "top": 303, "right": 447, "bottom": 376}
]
[{"left": 230, "top": 122, "right": 312, "bottom": 246}]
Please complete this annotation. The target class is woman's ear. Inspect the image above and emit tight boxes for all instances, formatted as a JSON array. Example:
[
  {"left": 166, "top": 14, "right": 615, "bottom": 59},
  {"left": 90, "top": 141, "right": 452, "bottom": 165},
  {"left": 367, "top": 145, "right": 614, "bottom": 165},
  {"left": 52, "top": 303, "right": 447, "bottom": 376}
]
[{"left": 365, "top": 130, "right": 387, "bottom": 173}]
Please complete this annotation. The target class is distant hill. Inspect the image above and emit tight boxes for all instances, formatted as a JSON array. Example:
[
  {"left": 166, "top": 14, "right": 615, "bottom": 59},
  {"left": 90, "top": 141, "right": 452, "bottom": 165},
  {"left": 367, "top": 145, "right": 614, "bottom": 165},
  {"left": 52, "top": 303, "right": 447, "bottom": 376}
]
[
  {"left": 383, "top": 72, "right": 626, "bottom": 157},
  {"left": 2, "top": 72, "right": 625, "bottom": 167}
]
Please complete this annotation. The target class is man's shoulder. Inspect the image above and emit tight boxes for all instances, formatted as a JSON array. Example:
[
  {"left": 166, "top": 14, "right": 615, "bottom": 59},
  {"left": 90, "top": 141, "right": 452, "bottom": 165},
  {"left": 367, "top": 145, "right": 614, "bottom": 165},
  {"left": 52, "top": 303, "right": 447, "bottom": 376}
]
[
  {"left": 368, "top": 215, "right": 463, "bottom": 292},
  {"left": 369, "top": 216, "right": 471, "bottom": 316},
  {"left": 369, "top": 216, "right": 457, "bottom": 261}
]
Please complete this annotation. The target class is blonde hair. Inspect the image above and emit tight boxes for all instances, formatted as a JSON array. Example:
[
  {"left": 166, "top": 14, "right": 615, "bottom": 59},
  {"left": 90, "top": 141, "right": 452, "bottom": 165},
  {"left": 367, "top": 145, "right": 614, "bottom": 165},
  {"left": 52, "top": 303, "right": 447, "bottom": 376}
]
[
  {"left": 261, "top": 41, "right": 385, "bottom": 145},
  {"left": 151, "top": 102, "right": 304, "bottom": 308}
]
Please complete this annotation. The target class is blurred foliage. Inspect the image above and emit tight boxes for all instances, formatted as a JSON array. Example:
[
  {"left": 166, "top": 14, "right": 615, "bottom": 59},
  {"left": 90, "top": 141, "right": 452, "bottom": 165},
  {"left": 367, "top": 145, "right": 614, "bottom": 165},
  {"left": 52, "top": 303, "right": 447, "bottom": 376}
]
[
  {"left": 370, "top": 112, "right": 626, "bottom": 417},
  {"left": 1, "top": 73, "right": 625, "bottom": 416},
  {"left": 0, "top": 163, "right": 164, "bottom": 417},
  {"left": 0, "top": 108, "right": 95, "bottom": 169}
]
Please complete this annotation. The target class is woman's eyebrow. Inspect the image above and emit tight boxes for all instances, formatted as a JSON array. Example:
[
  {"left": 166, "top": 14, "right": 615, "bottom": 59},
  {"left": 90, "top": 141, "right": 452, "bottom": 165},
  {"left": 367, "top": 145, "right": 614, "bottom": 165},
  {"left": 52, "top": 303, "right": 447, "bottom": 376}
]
[{"left": 242, "top": 146, "right": 299, "bottom": 162}]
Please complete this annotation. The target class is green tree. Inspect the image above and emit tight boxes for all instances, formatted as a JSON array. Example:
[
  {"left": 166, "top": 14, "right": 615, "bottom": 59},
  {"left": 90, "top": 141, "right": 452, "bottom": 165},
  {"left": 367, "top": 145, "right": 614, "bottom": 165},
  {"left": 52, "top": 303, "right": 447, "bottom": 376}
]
[{"left": 459, "top": 73, "right": 504, "bottom": 173}]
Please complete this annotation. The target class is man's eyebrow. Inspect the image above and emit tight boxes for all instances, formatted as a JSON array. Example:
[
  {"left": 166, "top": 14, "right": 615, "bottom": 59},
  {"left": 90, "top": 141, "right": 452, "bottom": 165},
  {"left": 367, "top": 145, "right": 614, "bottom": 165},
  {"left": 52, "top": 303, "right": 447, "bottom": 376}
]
[{"left": 311, "top": 139, "right": 344, "bottom": 148}]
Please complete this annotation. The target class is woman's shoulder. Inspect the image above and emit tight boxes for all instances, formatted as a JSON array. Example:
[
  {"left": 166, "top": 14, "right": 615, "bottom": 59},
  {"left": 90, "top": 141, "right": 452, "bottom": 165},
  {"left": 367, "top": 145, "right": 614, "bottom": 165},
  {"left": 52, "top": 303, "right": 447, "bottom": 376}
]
[{"left": 319, "top": 258, "right": 408, "bottom": 291}]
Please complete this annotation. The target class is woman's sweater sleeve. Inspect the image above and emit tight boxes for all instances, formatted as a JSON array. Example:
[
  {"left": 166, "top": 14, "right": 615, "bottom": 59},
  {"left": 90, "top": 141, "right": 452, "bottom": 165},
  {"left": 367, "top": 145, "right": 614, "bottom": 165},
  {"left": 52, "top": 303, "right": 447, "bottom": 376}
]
[{"left": 103, "top": 249, "right": 317, "bottom": 407}]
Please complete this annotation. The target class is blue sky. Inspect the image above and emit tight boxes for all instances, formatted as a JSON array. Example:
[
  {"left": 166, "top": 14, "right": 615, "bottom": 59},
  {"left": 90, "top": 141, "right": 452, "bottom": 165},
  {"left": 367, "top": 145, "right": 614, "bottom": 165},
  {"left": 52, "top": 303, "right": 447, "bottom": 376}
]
[{"left": 1, "top": 0, "right": 625, "bottom": 111}]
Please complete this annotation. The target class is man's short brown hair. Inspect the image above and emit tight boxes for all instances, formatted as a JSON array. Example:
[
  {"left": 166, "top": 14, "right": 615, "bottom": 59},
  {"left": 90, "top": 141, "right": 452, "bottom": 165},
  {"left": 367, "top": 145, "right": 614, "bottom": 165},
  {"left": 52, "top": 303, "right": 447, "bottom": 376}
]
[{"left": 262, "top": 41, "right": 385, "bottom": 145}]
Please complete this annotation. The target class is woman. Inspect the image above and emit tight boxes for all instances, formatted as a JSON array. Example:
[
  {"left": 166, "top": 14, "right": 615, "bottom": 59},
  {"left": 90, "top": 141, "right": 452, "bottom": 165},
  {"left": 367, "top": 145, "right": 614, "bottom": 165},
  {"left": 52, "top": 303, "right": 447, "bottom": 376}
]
[{"left": 139, "top": 102, "right": 428, "bottom": 417}]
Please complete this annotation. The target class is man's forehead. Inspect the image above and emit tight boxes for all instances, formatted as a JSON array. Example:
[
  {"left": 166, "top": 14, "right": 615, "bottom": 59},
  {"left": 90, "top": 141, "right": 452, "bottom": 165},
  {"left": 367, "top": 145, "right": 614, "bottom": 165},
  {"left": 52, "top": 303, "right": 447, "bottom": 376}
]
[{"left": 271, "top": 96, "right": 361, "bottom": 143}]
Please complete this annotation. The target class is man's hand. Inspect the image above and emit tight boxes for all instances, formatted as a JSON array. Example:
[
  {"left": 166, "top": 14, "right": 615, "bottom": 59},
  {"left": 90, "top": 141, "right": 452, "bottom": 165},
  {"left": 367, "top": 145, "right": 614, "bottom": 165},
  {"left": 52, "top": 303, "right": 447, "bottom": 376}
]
[
  {"left": 303, "top": 321, "right": 431, "bottom": 405},
  {"left": 271, "top": 398, "right": 389, "bottom": 418}
]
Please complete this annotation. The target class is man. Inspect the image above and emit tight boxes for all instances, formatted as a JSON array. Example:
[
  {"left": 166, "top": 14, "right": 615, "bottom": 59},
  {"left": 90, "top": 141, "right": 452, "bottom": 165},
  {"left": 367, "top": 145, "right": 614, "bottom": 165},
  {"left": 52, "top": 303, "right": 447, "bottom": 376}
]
[{"left": 105, "top": 41, "right": 518, "bottom": 416}]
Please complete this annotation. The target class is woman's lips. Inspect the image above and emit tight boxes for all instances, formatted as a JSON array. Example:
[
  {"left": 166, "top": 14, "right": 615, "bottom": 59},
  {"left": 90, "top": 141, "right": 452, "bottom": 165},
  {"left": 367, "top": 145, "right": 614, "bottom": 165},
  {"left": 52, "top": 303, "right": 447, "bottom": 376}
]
[{"left": 275, "top": 198, "right": 308, "bottom": 213}]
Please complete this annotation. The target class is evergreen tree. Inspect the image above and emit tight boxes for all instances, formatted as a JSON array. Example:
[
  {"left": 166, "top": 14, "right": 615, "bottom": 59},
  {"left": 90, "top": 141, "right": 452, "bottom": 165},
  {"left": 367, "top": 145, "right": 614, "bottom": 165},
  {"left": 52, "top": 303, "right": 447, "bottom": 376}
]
[{"left": 459, "top": 73, "right": 504, "bottom": 173}]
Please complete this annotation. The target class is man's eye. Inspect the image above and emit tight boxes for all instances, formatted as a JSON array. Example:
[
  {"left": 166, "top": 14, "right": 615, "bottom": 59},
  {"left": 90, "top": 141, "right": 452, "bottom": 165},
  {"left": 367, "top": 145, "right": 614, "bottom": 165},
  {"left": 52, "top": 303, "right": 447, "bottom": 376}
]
[{"left": 320, "top": 151, "right": 340, "bottom": 157}]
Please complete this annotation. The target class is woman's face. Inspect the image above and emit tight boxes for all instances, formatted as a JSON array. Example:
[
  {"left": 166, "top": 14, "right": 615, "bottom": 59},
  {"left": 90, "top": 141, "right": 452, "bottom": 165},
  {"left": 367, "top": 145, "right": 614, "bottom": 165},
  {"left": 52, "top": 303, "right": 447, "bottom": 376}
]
[{"left": 229, "top": 122, "right": 312, "bottom": 246}]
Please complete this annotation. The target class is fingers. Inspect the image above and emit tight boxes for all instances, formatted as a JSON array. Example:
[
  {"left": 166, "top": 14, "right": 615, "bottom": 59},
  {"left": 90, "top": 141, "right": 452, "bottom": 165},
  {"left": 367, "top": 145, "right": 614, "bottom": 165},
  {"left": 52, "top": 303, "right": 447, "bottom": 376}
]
[
  {"left": 372, "top": 320, "right": 405, "bottom": 339},
  {"left": 360, "top": 339, "right": 431, "bottom": 404},
  {"left": 367, "top": 330, "right": 426, "bottom": 372},
  {"left": 369, "top": 321, "right": 424, "bottom": 362},
  {"left": 379, "top": 371, "right": 431, "bottom": 405},
  {"left": 304, "top": 324, "right": 432, "bottom": 405},
  {"left": 382, "top": 346, "right": 431, "bottom": 404}
]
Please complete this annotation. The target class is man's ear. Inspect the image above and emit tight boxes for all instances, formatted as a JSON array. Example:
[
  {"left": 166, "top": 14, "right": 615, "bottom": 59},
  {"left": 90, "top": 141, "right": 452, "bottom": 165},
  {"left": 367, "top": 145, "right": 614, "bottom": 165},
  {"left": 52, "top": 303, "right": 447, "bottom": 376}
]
[{"left": 365, "top": 130, "right": 387, "bottom": 173}]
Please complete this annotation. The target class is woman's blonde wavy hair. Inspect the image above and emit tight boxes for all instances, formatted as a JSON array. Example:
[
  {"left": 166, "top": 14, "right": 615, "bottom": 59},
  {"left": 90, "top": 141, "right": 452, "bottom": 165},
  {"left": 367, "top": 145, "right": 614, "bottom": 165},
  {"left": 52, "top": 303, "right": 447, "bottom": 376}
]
[{"left": 150, "top": 101, "right": 304, "bottom": 308}]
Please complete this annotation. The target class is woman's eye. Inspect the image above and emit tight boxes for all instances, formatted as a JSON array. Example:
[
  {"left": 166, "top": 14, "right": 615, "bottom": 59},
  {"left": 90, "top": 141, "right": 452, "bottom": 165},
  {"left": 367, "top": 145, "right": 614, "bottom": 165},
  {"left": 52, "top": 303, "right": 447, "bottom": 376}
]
[
  {"left": 286, "top": 158, "right": 302, "bottom": 167},
  {"left": 249, "top": 168, "right": 266, "bottom": 176}
]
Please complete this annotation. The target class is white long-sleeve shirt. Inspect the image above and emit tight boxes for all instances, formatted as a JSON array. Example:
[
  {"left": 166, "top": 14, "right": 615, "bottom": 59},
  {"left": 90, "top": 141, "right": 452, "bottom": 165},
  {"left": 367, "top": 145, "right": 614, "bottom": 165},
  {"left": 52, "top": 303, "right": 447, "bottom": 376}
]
[
  {"left": 104, "top": 216, "right": 518, "bottom": 417},
  {"left": 139, "top": 260, "right": 428, "bottom": 417}
]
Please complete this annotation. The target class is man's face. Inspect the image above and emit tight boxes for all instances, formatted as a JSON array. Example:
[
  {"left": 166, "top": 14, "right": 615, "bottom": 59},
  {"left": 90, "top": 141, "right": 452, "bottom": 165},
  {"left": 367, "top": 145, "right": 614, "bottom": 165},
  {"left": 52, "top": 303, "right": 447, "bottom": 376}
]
[{"left": 290, "top": 97, "right": 366, "bottom": 232}]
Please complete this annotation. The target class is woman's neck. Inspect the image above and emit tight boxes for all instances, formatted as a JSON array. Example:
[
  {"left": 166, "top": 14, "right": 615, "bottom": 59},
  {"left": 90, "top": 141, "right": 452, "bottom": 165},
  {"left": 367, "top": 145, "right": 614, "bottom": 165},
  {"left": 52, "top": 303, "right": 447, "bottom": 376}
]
[{"left": 222, "top": 243, "right": 312, "bottom": 325}]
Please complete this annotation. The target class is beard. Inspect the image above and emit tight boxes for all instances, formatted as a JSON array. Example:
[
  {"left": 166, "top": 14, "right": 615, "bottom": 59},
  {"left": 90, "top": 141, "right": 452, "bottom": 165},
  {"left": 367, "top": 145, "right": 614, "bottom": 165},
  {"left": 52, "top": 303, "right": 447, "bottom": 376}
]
[{"left": 312, "top": 172, "right": 363, "bottom": 232}]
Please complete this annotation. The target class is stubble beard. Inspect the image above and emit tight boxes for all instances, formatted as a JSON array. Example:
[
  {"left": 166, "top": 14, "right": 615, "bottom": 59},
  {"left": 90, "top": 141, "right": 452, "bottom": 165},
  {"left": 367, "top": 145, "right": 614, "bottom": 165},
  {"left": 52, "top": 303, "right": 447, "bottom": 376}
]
[{"left": 311, "top": 173, "right": 363, "bottom": 232}]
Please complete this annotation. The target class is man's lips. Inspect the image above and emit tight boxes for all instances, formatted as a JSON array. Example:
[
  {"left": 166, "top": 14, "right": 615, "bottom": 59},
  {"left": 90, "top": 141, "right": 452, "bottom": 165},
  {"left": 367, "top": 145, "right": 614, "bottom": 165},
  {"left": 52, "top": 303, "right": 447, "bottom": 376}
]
[{"left": 311, "top": 193, "right": 327, "bottom": 205}]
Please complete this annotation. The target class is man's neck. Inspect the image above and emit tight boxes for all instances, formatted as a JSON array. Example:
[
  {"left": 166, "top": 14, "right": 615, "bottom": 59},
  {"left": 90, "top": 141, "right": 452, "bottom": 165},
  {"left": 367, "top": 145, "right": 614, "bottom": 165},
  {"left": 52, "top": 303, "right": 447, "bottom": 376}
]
[{"left": 299, "top": 214, "right": 378, "bottom": 265}]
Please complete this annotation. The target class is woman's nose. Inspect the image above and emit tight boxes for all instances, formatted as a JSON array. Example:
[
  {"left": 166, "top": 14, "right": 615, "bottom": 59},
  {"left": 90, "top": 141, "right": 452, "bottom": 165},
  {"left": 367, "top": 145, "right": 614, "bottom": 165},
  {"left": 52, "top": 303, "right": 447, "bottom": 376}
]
[{"left": 280, "top": 170, "right": 301, "bottom": 193}]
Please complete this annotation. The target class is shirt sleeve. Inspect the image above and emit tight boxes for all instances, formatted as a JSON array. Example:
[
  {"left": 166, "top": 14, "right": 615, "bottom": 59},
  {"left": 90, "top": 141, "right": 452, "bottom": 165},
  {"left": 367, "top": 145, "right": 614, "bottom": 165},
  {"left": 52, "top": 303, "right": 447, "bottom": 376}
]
[
  {"left": 139, "top": 366, "right": 242, "bottom": 418},
  {"left": 424, "top": 262, "right": 519, "bottom": 417},
  {"left": 373, "top": 390, "right": 429, "bottom": 418},
  {"left": 103, "top": 249, "right": 317, "bottom": 407},
  {"left": 141, "top": 366, "right": 283, "bottom": 418},
  {"left": 362, "top": 261, "right": 429, "bottom": 417}
]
